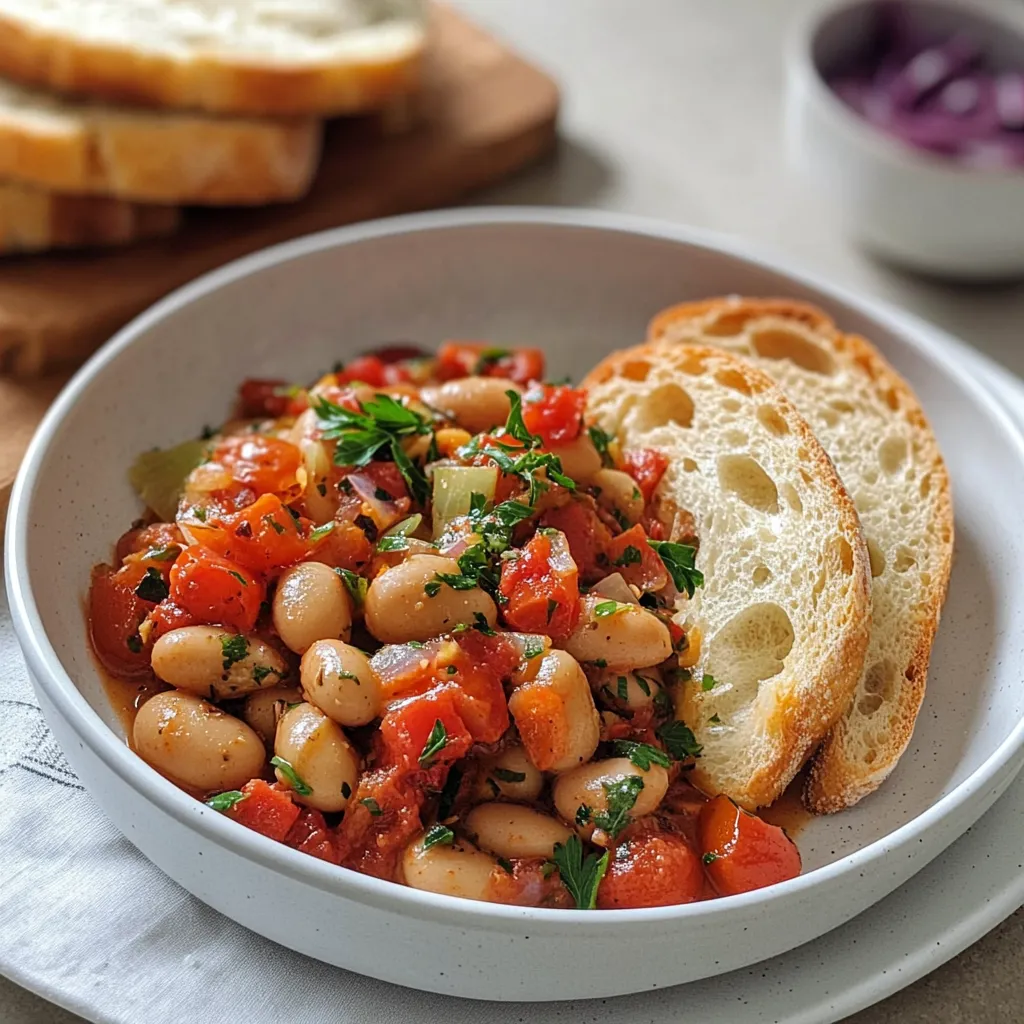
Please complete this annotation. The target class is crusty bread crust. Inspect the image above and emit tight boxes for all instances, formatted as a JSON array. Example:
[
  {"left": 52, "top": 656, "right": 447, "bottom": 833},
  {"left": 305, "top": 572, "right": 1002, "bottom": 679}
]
[
  {"left": 0, "top": 4, "right": 426, "bottom": 117},
  {"left": 0, "top": 82, "right": 322, "bottom": 204},
  {"left": 649, "top": 297, "right": 954, "bottom": 813},
  {"left": 584, "top": 343, "right": 872, "bottom": 809},
  {"left": 0, "top": 181, "right": 179, "bottom": 254}
]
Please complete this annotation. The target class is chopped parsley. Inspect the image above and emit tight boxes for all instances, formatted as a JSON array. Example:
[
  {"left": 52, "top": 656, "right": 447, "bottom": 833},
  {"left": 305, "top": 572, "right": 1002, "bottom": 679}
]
[
  {"left": 271, "top": 756, "right": 312, "bottom": 796},
  {"left": 377, "top": 513, "right": 423, "bottom": 552},
  {"left": 473, "top": 347, "right": 512, "bottom": 375},
  {"left": 575, "top": 804, "right": 592, "bottom": 826},
  {"left": 220, "top": 633, "right": 249, "bottom": 670},
  {"left": 592, "top": 658, "right": 608, "bottom": 669},
  {"left": 205, "top": 790, "right": 247, "bottom": 812},
  {"left": 427, "top": 572, "right": 480, "bottom": 596},
  {"left": 634, "top": 675, "right": 652, "bottom": 697},
  {"left": 616, "top": 676, "right": 630, "bottom": 701},
  {"left": 252, "top": 664, "right": 277, "bottom": 685},
  {"left": 312, "top": 392, "right": 433, "bottom": 505},
  {"left": 308, "top": 521, "right": 335, "bottom": 545},
  {"left": 550, "top": 834, "right": 609, "bottom": 910},
  {"left": 263, "top": 513, "right": 286, "bottom": 536},
  {"left": 593, "top": 600, "right": 621, "bottom": 618},
  {"left": 418, "top": 719, "right": 448, "bottom": 766},
  {"left": 652, "top": 688, "right": 673, "bottom": 716},
  {"left": 492, "top": 767, "right": 527, "bottom": 784},
  {"left": 614, "top": 545, "right": 642, "bottom": 568},
  {"left": 546, "top": 598, "right": 558, "bottom": 622},
  {"left": 588, "top": 424, "right": 615, "bottom": 468},
  {"left": 228, "top": 569, "right": 249, "bottom": 587},
  {"left": 360, "top": 797, "right": 382, "bottom": 816},
  {"left": 437, "top": 765, "right": 463, "bottom": 819},
  {"left": 335, "top": 568, "right": 368, "bottom": 608},
  {"left": 592, "top": 775, "right": 644, "bottom": 838},
  {"left": 649, "top": 540, "right": 704, "bottom": 599},
  {"left": 422, "top": 824, "right": 456, "bottom": 850},
  {"left": 613, "top": 740, "right": 672, "bottom": 771},
  {"left": 377, "top": 535, "right": 410, "bottom": 552},
  {"left": 496, "top": 857, "right": 514, "bottom": 874},
  {"left": 134, "top": 567, "right": 169, "bottom": 603},
  {"left": 701, "top": 673, "right": 718, "bottom": 692},
  {"left": 702, "top": 852, "right": 719, "bottom": 865},
  {"left": 126, "top": 633, "right": 143, "bottom": 654},
  {"left": 523, "top": 637, "right": 546, "bottom": 660},
  {"left": 656, "top": 719, "right": 703, "bottom": 759},
  {"left": 141, "top": 544, "right": 181, "bottom": 562},
  {"left": 709, "top": 714, "right": 722, "bottom": 724}
]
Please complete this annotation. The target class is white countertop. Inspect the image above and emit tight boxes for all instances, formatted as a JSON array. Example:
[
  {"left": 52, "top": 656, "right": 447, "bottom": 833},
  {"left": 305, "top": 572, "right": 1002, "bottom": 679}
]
[{"left": 3, "top": 1, "right": 1022, "bottom": 1020}]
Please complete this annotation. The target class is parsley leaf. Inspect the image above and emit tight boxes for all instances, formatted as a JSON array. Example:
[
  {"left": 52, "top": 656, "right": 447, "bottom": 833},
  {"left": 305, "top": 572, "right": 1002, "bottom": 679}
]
[
  {"left": 592, "top": 775, "right": 644, "bottom": 838},
  {"left": 335, "top": 568, "right": 368, "bottom": 609},
  {"left": 377, "top": 513, "right": 423, "bottom": 553},
  {"left": 376, "top": 535, "right": 409, "bottom": 552},
  {"left": 588, "top": 424, "right": 615, "bottom": 468},
  {"left": 613, "top": 740, "right": 672, "bottom": 771},
  {"left": 360, "top": 798, "right": 383, "bottom": 817},
  {"left": 423, "top": 824, "right": 455, "bottom": 850},
  {"left": 252, "top": 664, "right": 278, "bottom": 685},
  {"left": 473, "top": 347, "right": 511, "bottom": 375},
  {"left": 575, "top": 804, "right": 592, "bottom": 826},
  {"left": 523, "top": 637, "right": 546, "bottom": 660},
  {"left": 141, "top": 544, "right": 181, "bottom": 562},
  {"left": 418, "top": 719, "right": 448, "bottom": 766},
  {"left": 503, "top": 390, "right": 535, "bottom": 445},
  {"left": 492, "top": 767, "right": 527, "bottom": 784},
  {"left": 649, "top": 540, "right": 704, "bottom": 599},
  {"left": 656, "top": 719, "right": 703, "bottom": 759},
  {"left": 614, "top": 545, "right": 642, "bottom": 568},
  {"left": 205, "top": 790, "right": 247, "bottom": 812},
  {"left": 437, "top": 765, "right": 463, "bottom": 820},
  {"left": 550, "top": 834, "right": 609, "bottom": 910},
  {"left": 134, "top": 567, "right": 169, "bottom": 603},
  {"left": 703, "top": 852, "right": 719, "bottom": 865},
  {"left": 616, "top": 676, "right": 630, "bottom": 701},
  {"left": 220, "top": 634, "right": 249, "bottom": 670},
  {"left": 701, "top": 673, "right": 718, "bottom": 692},
  {"left": 593, "top": 600, "right": 621, "bottom": 618},
  {"left": 308, "top": 521, "right": 335, "bottom": 545},
  {"left": 431, "top": 571, "right": 480, "bottom": 592},
  {"left": 271, "top": 756, "right": 312, "bottom": 796}
]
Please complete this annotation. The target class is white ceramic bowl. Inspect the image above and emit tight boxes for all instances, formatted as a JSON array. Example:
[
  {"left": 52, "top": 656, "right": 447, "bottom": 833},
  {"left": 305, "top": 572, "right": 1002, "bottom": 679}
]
[
  {"left": 785, "top": 0, "right": 1024, "bottom": 279},
  {"left": 8, "top": 208, "right": 1024, "bottom": 1001}
]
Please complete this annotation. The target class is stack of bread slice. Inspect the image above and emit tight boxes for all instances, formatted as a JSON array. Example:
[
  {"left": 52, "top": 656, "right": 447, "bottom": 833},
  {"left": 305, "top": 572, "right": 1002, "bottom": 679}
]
[
  {"left": 584, "top": 298, "right": 953, "bottom": 814},
  {"left": 0, "top": 0, "right": 427, "bottom": 254}
]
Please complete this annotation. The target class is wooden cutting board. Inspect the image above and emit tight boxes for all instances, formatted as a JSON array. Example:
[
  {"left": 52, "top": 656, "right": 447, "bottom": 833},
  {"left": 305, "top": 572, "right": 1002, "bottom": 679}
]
[
  {"left": 0, "top": 5, "right": 558, "bottom": 379},
  {"left": 0, "top": 4, "right": 558, "bottom": 512}
]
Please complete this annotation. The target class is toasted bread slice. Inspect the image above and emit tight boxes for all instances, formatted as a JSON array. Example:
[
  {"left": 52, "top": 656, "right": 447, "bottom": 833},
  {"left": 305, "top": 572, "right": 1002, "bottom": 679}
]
[
  {"left": 583, "top": 343, "right": 871, "bottom": 809},
  {"left": 0, "top": 0, "right": 427, "bottom": 117},
  {"left": 0, "top": 79, "right": 322, "bottom": 204},
  {"left": 649, "top": 298, "right": 954, "bottom": 812},
  {"left": 0, "top": 181, "right": 179, "bottom": 254}
]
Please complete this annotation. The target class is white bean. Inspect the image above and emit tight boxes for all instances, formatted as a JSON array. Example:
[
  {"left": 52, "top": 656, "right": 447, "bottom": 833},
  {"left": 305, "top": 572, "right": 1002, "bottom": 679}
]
[
  {"left": 562, "top": 595, "right": 672, "bottom": 670},
  {"left": 363, "top": 554, "right": 497, "bottom": 644},
  {"left": 549, "top": 434, "right": 602, "bottom": 481},
  {"left": 242, "top": 685, "right": 302, "bottom": 746},
  {"left": 301, "top": 639, "right": 382, "bottom": 727},
  {"left": 592, "top": 667, "right": 663, "bottom": 712},
  {"left": 465, "top": 803, "right": 572, "bottom": 859},
  {"left": 553, "top": 757, "right": 669, "bottom": 838},
  {"left": 473, "top": 745, "right": 545, "bottom": 803},
  {"left": 151, "top": 626, "right": 288, "bottom": 701},
  {"left": 508, "top": 650, "right": 600, "bottom": 773},
  {"left": 272, "top": 561, "right": 353, "bottom": 654},
  {"left": 133, "top": 691, "right": 265, "bottom": 792},
  {"left": 400, "top": 835, "right": 499, "bottom": 902},
  {"left": 274, "top": 702, "right": 360, "bottom": 813},
  {"left": 587, "top": 468, "right": 645, "bottom": 525},
  {"left": 420, "top": 378, "right": 521, "bottom": 435}
]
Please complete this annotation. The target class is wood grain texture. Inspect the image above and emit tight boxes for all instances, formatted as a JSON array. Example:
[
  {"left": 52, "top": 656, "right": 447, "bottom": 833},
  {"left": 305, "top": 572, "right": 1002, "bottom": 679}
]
[{"left": 0, "top": 4, "right": 559, "bottom": 377}]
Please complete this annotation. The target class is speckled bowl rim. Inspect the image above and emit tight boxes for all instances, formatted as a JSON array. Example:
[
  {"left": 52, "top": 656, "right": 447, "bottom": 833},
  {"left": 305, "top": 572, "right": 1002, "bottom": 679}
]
[{"left": 8, "top": 207, "right": 1024, "bottom": 931}]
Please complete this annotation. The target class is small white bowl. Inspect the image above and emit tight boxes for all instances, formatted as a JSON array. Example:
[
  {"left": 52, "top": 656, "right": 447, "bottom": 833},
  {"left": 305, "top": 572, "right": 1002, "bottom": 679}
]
[
  {"left": 8, "top": 208, "right": 1024, "bottom": 1001},
  {"left": 786, "top": 0, "right": 1024, "bottom": 279}
]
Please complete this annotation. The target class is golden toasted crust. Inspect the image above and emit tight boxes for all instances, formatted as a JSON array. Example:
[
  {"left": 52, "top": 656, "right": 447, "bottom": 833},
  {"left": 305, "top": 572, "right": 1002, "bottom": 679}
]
[
  {"left": 0, "top": 182, "right": 179, "bottom": 254},
  {"left": 0, "top": 10, "right": 425, "bottom": 117},
  {"left": 583, "top": 342, "right": 872, "bottom": 810},
  {"left": 0, "top": 101, "right": 322, "bottom": 204},
  {"left": 648, "top": 296, "right": 955, "bottom": 813}
]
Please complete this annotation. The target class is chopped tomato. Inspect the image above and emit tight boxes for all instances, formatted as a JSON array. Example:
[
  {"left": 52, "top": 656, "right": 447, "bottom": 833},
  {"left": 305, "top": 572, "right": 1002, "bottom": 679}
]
[
  {"left": 168, "top": 546, "right": 264, "bottom": 633},
  {"left": 489, "top": 859, "right": 575, "bottom": 908},
  {"left": 597, "top": 828, "right": 705, "bottom": 909},
  {"left": 115, "top": 521, "right": 182, "bottom": 564},
  {"left": 88, "top": 565, "right": 153, "bottom": 678},
  {"left": 621, "top": 448, "right": 669, "bottom": 503},
  {"left": 605, "top": 524, "right": 668, "bottom": 592},
  {"left": 226, "top": 780, "right": 301, "bottom": 842},
  {"left": 285, "top": 808, "right": 341, "bottom": 864},
  {"left": 209, "top": 435, "right": 302, "bottom": 499},
  {"left": 335, "top": 353, "right": 418, "bottom": 388},
  {"left": 521, "top": 384, "right": 585, "bottom": 446},
  {"left": 238, "top": 379, "right": 308, "bottom": 419},
  {"left": 378, "top": 686, "right": 474, "bottom": 771},
  {"left": 700, "top": 795, "right": 802, "bottom": 896},
  {"left": 373, "top": 344, "right": 430, "bottom": 365},
  {"left": 188, "top": 493, "right": 313, "bottom": 574},
  {"left": 146, "top": 600, "right": 197, "bottom": 642},
  {"left": 445, "top": 647, "right": 511, "bottom": 745},
  {"left": 436, "top": 341, "right": 545, "bottom": 386},
  {"left": 310, "top": 519, "right": 373, "bottom": 572},
  {"left": 538, "top": 501, "right": 613, "bottom": 584},
  {"left": 358, "top": 460, "right": 409, "bottom": 502},
  {"left": 499, "top": 529, "right": 580, "bottom": 642}
]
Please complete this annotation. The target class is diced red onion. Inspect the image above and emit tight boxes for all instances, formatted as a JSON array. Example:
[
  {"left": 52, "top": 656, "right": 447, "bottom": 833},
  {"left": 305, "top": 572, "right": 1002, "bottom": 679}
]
[{"left": 995, "top": 73, "right": 1024, "bottom": 130}]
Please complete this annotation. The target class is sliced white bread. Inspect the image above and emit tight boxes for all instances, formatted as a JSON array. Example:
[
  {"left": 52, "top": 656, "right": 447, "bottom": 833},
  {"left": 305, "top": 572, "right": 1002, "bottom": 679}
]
[
  {"left": 0, "top": 181, "right": 179, "bottom": 254},
  {"left": 583, "top": 343, "right": 872, "bottom": 810},
  {"left": 649, "top": 298, "right": 954, "bottom": 813},
  {"left": 0, "top": 0, "right": 428, "bottom": 117},
  {"left": 0, "top": 79, "right": 322, "bottom": 205}
]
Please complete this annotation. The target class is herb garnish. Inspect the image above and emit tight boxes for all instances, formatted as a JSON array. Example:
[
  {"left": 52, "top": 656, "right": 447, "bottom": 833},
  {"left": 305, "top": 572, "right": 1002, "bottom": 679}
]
[
  {"left": 588, "top": 424, "right": 615, "bottom": 468},
  {"left": 252, "top": 664, "right": 277, "bottom": 685},
  {"left": 335, "top": 568, "right": 368, "bottom": 608},
  {"left": 271, "top": 756, "right": 312, "bottom": 796},
  {"left": 418, "top": 719, "right": 448, "bottom": 766},
  {"left": 614, "top": 545, "right": 642, "bottom": 568},
  {"left": 422, "top": 824, "right": 455, "bottom": 850},
  {"left": 220, "top": 633, "right": 249, "bottom": 670},
  {"left": 703, "top": 852, "right": 719, "bottom": 865},
  {"left": 593, "top": 600, "right": 621, "bottom": 618},
  {"left": 473, "top": 347, "right": 512, "bottom": 375},
  {"left": 360, "top": 798, "right": 382, "bottom": 816},
  {"left": 523, "top": 637, "right": 546, "bottom": 660},
  {"left": 550, "top": 835, "right": 609, "bottom": 910},
  {"left": 437, "top": 765, "right": 463, "bottom": 819},
  {"left": 205, "top": 790, "right": 247, "bottom": 812},
  {"left": 134, "top": 567, "right": 169, "bottom": 603},
  {"left": 656, "top": 719, "right": 703, "bottom": 759},
  {"left": 492, "top": 768, "right": 527, "bottom": 784},
  {"left": 592, "top": 775, "right": 644, "bottom": 838},
  {"left": 613, "top": 740, "right": 672, "bottom": 771},
  {"left": 649, "top": 540, "right": 704, "bottom": 598},
  {"left": 701, "top": 673, "right": 718, "bottom": 692}
]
